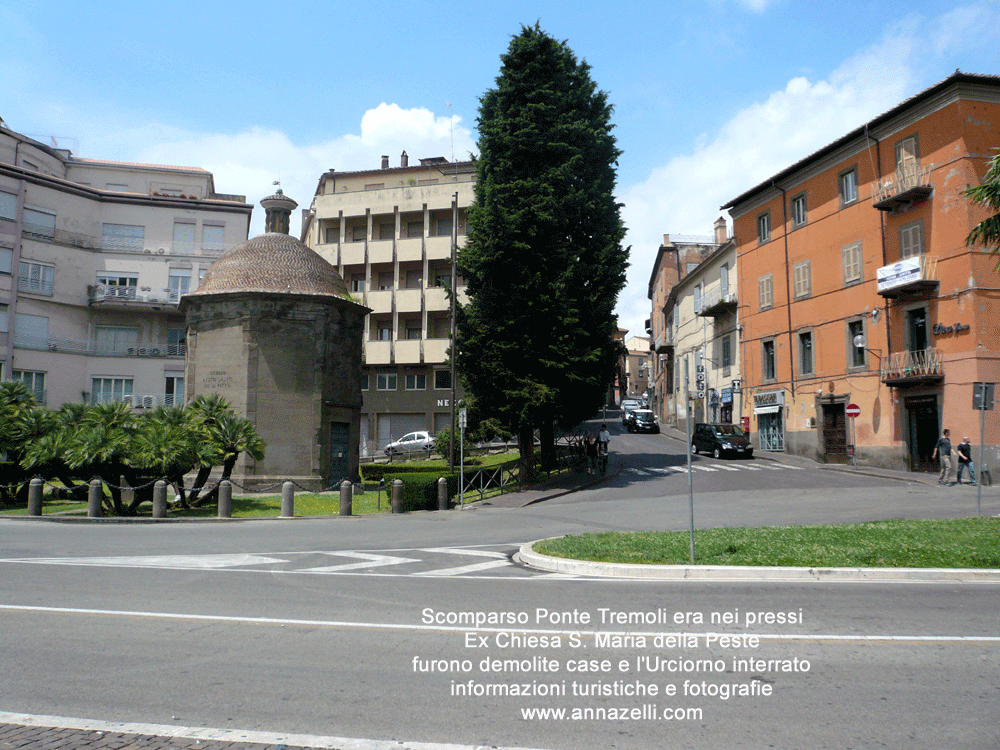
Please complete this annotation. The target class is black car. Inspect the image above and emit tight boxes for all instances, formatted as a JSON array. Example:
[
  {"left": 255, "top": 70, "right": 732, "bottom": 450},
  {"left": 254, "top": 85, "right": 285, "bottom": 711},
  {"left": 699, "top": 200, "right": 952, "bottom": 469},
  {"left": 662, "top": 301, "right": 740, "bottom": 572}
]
[
  {"left": 628, "top": 409, "right": 660, "bottom": 434},
  {"left": 691, "top": 423, "right": 753, "bottom": 458}
]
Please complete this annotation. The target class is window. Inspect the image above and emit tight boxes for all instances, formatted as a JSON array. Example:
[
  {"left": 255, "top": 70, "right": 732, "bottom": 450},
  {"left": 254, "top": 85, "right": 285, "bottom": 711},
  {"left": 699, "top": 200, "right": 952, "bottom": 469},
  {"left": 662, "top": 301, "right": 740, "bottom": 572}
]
[
  {"left": 434, "top": 272, "right": 451, "bottom": 288},
  {"left": 407, "top": 221, "right": 423, "bottom": 238},
  {"left": 722, "top": 335, "right": 732, "bottom": 375},
  {"left": 757, "top": 212, "right": 771, "bottom": 243},
  {"left": 202, "top": 224, "right": 226, "bottom": 252},
  {"left": 350, "top": 224, "right": 366, "bottom": 242},
  {"left": 720, "top": 264, "right": 729, "bottom": 298},
  {"left": 173, "top": 221, "right": 195, "bottom": 254},
  {"left": 758, "top": 274, "right": 774, "bottom": 311},
  {"left": 405, "top": 270, "right": 423, "bottom": 289},
  {"left": 839, "top": 168, "right": 858, "bottom": 206},
  {"left": 798, "top": 331, "right": 814, "bottom": 375},
  {"left": 323, "top": 225, "right": 339, "bottom": 244},
  {"left": 842, "top": 242, "right": 863, "bottom": 285},
  {"left": 406, "top": 373, "right": 426, "bottom": 390},
  {"left": 103, "top": 223, "right": 145, "bottom": 252},
  {"left": 899, "top": 221, "right": 924, "bottom": 259},
  {"left": 378, "top": 223, "right": 394, "bottom": 240},
  {"left": 105, "top": 183, "right": 129, "bottom": 192},
  {"left": 165, "top": 375, "right": 184, "bottom": 406},
  {"left": 95, "top": 325, "right": 139, "bottom": 354},
  {"left": 168, "top": 270, "right": 191, "bottom": 302},
  {"left": 0, "top": 191, "right": 16, "bottom": 221},
  {"left": 375, "top": 322, "right": 392, "bottom": 341},
  {"left": 436, "top": 218, "right": 452, "bottom": 237},
  {"left": 96, "top": 273, "right": 138, "bottom": 288},
  {"left": 360, "top": 373, "right": 369, "bottom": 391},
  {"left": 377, "top": 271, "right": 393, "bottom": 291},
  {"left": 848, "top": 319, "right": 866, "bottom": 368},
  {"left": 895, "top": 135, "right": 919, "bottom": 174},
  {"left": 167, "top": 328, "right": 185, "bottom": 356},
  {"left": 23, "top": 207, "right": 55, "bottom": 239},
  {"left": 793, "top": 261, "right": 811, "bottom": 300},
  {"left": 791, "top": 193, "right": 807, "bottom": 227},
  {"left": 693, "top": 283, "right": 702, "bottom": 313},
  {"left": 686, "top": 262, "right": 699, "bottom": 274},
  {"left": 13, "top": 312, "right": 48, "bottom": 347},
  {"left": 405, "top": 323, "right": 422, "bottom": 340},
  {"left": 0, "top": 246, "right": 11, "bottom": 275},
  {"left": 434, "top": 370, "right": 452, "bottom": 390},
  {"left": 350, "top": 274, "right": 366, "bottom": 292},
  {"left": 12, "top": 371, "right": 45, "bottom": 404},
  {"left": 377, "top": 373, "right": 397, "bottom": 391},
  {"left": 92, "top": 377, "right": 133, "bottom": 404},
  {"left": 18, "top": 261, "right": 54, "bottom": 295},
  {"left": 762, "top": 339, "right": 776, "bottom": 381},
  {"left": 0, "top": 303, "right": 7, "bottom": 332}
]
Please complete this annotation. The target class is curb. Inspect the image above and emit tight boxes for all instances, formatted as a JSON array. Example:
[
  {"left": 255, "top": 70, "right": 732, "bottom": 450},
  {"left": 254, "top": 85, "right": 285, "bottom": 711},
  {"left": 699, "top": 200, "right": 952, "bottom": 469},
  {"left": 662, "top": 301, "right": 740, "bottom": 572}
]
[{"left": 517, "top": 539, "right": 1000, "bottom": 582}]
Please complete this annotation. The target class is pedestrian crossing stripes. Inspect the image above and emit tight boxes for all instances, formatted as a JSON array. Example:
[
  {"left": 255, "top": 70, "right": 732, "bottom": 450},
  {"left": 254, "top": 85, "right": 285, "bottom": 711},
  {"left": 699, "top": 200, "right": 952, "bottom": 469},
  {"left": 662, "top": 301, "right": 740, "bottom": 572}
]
[{"left": 626, "top": 461, "right": 803, "bottom": 477}]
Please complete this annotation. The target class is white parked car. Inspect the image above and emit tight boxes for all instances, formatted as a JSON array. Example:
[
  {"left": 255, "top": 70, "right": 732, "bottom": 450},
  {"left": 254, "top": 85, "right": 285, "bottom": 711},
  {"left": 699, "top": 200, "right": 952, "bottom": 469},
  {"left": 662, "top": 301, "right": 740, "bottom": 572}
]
[{"left": 384, "top": 431, "right": 435, "bottom": 456}]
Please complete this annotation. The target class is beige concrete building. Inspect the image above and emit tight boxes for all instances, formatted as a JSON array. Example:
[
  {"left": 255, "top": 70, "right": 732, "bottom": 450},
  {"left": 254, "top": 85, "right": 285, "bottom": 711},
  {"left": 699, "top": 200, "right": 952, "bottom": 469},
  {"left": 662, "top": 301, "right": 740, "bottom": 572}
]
[
  {"left": 303, "top": 153, "right": 473, "bottom": 455},
  {"left": 0, "top": 121, "right": 252, "bottom": 408},
  {"left": 623, "top": 335, "right": 651, "bottom": 401},
  {"left": 663, "top": 220, "right": 740, "bottom": 433}
]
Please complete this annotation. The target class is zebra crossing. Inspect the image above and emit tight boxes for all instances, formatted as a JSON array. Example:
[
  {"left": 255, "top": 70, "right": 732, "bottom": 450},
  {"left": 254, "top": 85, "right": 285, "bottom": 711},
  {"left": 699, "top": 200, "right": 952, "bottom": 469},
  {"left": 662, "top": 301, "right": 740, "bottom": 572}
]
[
  {"left": 626, "top": 460, "right": 804, "bottom": 478},
  {"left": 0, "top": 546, "right": 539, "bottom": 579}
]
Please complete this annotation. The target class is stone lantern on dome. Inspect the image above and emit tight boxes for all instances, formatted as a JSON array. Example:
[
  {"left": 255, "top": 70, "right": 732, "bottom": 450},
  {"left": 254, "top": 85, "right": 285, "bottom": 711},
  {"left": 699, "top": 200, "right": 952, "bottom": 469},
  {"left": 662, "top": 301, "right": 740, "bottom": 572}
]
[{"left": 180, "top": 189, "right": 370, "bottom": 490}]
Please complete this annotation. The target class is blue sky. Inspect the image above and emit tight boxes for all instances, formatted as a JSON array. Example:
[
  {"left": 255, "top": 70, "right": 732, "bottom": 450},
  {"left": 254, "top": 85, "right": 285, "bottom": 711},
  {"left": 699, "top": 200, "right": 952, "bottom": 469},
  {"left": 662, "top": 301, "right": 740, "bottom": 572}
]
[{"left": 2, "top": 0, "right": 998, "bottom": 337}]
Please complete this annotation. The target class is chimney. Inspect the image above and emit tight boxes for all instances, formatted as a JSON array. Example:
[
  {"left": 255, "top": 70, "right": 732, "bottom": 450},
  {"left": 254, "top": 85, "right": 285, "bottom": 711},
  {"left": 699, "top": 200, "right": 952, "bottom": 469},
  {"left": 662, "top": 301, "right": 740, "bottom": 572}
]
[
  {"left": 714, "top": 217, "right": 727, "bottom": 244},
  {"left": 381, "top": 155, "right": 389, "bottom": 169},
  {"left": 401, "top": 150, "right": 409, "bottom": 168},
  {"left": 260, "top": 189, "right": 298, "bottom": 235}
]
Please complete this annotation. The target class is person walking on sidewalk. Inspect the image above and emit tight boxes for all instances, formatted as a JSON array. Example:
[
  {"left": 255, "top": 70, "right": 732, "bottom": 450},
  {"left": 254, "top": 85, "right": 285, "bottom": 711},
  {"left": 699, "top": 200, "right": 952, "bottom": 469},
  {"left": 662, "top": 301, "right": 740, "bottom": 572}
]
[
  {"left": 585, "top": 433, "right": 599, "bottom": 475},
  {"left": 932, "top": 428, "right": 953, "bottom": 485},
  {"left": 956, "top": 436, "right": 977, "bottom": 485}
]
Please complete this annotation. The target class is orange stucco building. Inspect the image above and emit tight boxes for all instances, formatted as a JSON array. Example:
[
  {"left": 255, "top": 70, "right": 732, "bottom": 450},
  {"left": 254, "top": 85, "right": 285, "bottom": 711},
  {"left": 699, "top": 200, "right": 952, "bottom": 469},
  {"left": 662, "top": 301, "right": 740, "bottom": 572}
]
[{"left": 722, "top": 71, "right": 999, "bottom": 472}]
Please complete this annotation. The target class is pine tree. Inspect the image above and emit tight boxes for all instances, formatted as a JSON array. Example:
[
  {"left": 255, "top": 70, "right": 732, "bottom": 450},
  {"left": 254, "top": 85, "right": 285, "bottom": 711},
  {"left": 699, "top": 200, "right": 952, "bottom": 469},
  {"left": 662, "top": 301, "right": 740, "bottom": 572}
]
[{"left": 456, "top": 24, "right": 628, "bottom": 474}]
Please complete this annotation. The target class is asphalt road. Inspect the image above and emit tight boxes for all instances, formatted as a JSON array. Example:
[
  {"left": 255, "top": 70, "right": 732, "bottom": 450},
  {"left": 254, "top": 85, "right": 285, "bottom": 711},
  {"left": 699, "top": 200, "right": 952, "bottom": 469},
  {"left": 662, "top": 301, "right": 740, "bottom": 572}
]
[{"left": 1, "top": 431, "right": 998, "bottom": 750}]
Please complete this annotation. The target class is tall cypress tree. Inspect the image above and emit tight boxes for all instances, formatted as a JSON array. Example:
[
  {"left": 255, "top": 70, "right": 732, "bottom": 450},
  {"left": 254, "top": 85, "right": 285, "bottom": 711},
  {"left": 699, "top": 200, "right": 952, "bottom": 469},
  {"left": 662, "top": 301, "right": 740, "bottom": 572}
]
[{"left": 456, "top": 24, "right": 628, "bottom": 473}]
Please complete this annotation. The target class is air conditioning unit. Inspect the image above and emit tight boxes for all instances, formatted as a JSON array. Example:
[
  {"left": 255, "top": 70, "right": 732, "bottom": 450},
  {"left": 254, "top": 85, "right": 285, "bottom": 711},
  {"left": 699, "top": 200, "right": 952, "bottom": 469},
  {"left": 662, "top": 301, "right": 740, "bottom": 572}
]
[
  {"left": 141, "top": 395, "right": 157, "bottom": 408},
  {"left": 123, "top": 395, "right": 138, "bottom": 408}
]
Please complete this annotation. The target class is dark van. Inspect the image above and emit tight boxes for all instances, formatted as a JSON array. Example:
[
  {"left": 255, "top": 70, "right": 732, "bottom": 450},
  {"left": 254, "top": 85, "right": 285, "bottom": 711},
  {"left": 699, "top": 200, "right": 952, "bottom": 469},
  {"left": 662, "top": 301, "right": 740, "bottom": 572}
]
[{"left": 691, "top": 423, "right": 753, "bottom": 459}]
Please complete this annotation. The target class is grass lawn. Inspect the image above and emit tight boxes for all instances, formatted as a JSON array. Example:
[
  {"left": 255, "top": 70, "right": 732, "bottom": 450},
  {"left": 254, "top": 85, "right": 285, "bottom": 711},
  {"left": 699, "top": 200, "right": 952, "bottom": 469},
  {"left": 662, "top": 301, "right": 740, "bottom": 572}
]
[{"left": 534, "top": 517, "right": 1000, "bottom": 569}]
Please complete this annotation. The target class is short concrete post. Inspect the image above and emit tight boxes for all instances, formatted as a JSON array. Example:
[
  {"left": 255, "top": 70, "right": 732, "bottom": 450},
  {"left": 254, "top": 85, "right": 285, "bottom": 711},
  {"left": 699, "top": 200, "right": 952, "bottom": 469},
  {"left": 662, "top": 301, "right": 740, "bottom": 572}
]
[
  {"left": 218, "top": 480, "right": 232, "bottom": 518},
  {"left": 437, "top": 477, "right": 448, "bottom": 511},
  {"left": 152, "top": 480, "right": 167, "bottom": 518},
  {"left": 88, "top": 479, "right": 103, "bottom": 518},
  {"left": 391, "top": 478, "right": 403, "bottom": 514},
  {"left": 281, "top": 481, "right": 295, "bottom": 518},
  {"left": 339, "top": 480, "right": 353, "bottom": 516},
  {"left": 28, "top": 477, "right": 43, "bottom": 516}
]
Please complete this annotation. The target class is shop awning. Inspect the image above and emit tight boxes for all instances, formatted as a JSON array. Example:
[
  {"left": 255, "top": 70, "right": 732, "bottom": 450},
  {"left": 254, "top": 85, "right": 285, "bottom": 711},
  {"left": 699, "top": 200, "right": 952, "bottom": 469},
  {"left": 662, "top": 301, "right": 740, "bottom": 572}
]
[{"left": 754, "top": 405, "right": 781, "bottom": 415}]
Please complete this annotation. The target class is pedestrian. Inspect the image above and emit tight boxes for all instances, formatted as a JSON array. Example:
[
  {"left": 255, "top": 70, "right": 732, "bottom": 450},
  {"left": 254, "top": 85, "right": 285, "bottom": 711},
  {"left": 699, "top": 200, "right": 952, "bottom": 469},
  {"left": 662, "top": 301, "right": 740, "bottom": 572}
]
[
  {"left": 598, "top": 423, "right": 611, "bottom": 450},
  {"left": 585, "top": 433, "right": 599, "bottom": 475},
  {"left": 931, "top": 428, "right": 953, "bottom": 485},
  {"left": 956, "top": 436, "right": 977, "bottom": 485}
]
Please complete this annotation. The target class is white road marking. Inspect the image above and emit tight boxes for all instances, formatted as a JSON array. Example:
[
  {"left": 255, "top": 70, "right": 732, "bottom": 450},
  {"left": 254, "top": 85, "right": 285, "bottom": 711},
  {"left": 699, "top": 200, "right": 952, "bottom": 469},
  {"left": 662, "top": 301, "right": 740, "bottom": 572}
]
[
  {"left": 2, "top": 553, "right": 288, "bottom": 569},
  {"left": 300, "top": 551, "right": 422, "bottom": 573},
  {"left": 413, "top": 559, "right": 512, "bottom": 576},
  {"left": 692, "top": 465, "right": 719, "bottom": 472},
  {"left": 423, "top": 547, "right": 509, "bottom": 559}
]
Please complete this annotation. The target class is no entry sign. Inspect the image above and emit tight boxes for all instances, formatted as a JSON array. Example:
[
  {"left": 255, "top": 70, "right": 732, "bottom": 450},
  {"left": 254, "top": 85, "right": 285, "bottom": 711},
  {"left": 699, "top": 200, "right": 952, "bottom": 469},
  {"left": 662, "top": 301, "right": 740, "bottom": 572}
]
[{"left": 845, "top": 403, "right": 861, "bottom": 418}]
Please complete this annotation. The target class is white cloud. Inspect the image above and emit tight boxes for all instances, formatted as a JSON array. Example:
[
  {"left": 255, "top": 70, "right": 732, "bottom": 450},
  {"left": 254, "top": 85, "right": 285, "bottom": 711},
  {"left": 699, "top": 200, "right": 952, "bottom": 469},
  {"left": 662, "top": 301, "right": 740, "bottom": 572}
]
[
  {"left": 134, "top": 105, "right": 475, "bottom": 236},
  {"left": 613, "top": 4, "right": 992, "bottom": 337}
]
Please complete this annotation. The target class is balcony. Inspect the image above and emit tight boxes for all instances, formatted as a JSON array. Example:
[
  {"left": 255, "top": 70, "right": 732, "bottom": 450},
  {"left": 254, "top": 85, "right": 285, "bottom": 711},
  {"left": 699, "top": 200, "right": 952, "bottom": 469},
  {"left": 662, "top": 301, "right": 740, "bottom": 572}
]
[
  {"left": 395, "top": 288, "right": 423, "bottom": 313},
  {"left": 876, "top": 255, "right": 939, "bottom": 298},
  {"left": 15, "top": 224, "right": 240, "bottom": 257},
  {"left": 365, "top": 340, "right": 392, "bottom": 365},
  {"left": 881, "top": 348, "right": 943, "bottom": 386},
  {"left": 653, "top": 328, "right": 674, "bottom": 354},
  {"left": 89, "top": 284, "right": 179, "bottom": 308},
  {"left": 423, "top": 337, "right": 450, "bottom": 364},
  {"left": 697, "top": 288, "right": 738, "bottom": 317},
  {"left": 394, "top": 339, "right": 421, "bottom": 363},
  {"left": 13, "top": 332, "right": 185, "bottom": 358},
  {"left": 873, "top": 164, "right": 933, "bottom": 212}
]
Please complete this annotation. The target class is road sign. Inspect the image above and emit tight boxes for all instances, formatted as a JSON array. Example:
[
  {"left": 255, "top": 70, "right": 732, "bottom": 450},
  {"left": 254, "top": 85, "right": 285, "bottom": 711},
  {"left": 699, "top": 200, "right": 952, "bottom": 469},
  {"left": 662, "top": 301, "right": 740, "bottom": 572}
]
[
  {"left": 845, "top": 403, "right": 861, "bottom": 418},
  {"left": 731, "top": 379, "right": 741, "bottom": 393},
  {"left": 973, "top": 382, "right": 994, "bottom": 411},
  {"left": 458, "top": 408, "right": 467, "bottom": 429}
]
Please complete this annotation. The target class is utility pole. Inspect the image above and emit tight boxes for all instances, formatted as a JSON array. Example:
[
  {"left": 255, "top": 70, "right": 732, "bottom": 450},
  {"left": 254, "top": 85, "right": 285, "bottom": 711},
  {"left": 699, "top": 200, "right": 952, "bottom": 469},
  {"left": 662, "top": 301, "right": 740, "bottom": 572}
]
[{"left": 449, "top": 192, "right": 459, "bottom": 474}]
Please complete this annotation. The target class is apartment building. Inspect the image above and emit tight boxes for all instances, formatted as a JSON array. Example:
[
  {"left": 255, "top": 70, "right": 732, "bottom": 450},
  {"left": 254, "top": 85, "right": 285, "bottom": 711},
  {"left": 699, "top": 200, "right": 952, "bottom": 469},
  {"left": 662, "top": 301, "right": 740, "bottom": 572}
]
[
  {"left": 722, "top": 71, "right": 1000, "bottom": 471},
  {"left": 623, "top": 335, "right": 651, "bottom": 401},
  {"left": 0, "top": 122, "right": 252, "bottom": 409},
  {"left": 303, "top": 153, "right": 473, "bottom": 455},
  {"left": 646, "top": 230, "right": 723, "bottom": 424},
  {"left": 661, "top": 220, "right": 740, "bottom": 433}
]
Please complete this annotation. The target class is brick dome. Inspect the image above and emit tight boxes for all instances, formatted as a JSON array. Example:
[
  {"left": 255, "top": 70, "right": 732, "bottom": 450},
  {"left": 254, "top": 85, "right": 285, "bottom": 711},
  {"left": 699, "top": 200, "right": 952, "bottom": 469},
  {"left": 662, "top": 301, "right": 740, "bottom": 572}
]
[{"left": 188, "top": 232, "right": 350, "bottom": 299}]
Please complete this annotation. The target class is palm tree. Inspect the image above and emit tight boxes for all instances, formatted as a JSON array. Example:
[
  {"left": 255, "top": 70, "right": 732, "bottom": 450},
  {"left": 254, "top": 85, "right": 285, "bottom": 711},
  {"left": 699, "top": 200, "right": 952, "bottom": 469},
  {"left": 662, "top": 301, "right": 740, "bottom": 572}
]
[
  {"left": 195, "top": 412, "right": 265, "bottom": 506},
  {"left": 63, "top": 401, "right": 139, "bottom": 515},
  {"left": 1, "top": 383, "right": 42, "bottom": 504},
  {"left": 132, "top": 406, "right": 206, "bottom": 509},
  {"left": 964, "top": 147, "right": 1000, "bottom": 265},
  {"left": 184, "top": 395, "right": 232, "bottom": 506}
]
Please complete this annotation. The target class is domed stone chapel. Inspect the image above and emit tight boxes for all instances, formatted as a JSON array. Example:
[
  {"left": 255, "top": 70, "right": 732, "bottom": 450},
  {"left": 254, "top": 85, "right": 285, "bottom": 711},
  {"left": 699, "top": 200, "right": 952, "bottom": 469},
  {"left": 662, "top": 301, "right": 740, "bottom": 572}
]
[{"left": 180, "top": 190, "right": 370, "bottom": 489}]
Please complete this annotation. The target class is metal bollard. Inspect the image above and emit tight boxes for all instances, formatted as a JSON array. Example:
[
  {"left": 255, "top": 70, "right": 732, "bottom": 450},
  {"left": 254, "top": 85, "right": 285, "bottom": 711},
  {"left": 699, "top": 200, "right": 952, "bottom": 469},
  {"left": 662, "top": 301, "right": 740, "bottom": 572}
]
[
  {"left": 218, "top": 480, "right": 232, "bottom": 518},
  {"left": 281, "top": 481, "right": 295, "bottom": 518},
  {"left": 28, "top": 477, "right": 43, "bottom": 516},
  {"left": 437, "top": 477, "right": 448, "bottom": 511},
  {"left": 88, "top": 479, "right": 103, "bottom": 518},
  {"left": 391, "top": 478, "right": 403, "bottom": 514},
  {"left": 153, "top": 480, "right": 167, "bottom": 518},
  {"left": 339, "top": 480, "right": 353, "bottom": 516}
]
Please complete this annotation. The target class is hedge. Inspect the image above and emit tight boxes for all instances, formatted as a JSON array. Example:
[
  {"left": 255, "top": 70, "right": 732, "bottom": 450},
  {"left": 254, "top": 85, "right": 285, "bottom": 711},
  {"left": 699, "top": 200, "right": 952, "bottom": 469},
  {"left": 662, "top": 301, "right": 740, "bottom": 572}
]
[
  {"left": 381, "top": 472, "right": 459, "bottom": 512},
  {"left": 361, "top": 461, "right": 478, "bottom": 483}
]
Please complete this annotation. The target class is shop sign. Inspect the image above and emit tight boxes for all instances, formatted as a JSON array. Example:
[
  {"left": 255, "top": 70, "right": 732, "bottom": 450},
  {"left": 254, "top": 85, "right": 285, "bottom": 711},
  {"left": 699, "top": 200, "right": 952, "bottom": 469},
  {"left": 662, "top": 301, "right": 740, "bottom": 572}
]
[
  {"left": 931, "top": 322, "right": 970, "bottom": 336},
  {"left": 753, "top": 390, "right": 785, "bottom": 415},
  {"left": 721, "top": 387, "right": 733, "bottom": 404},
  {"left": 876, "top": 257, "right": 921, "bottom": 293}
]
